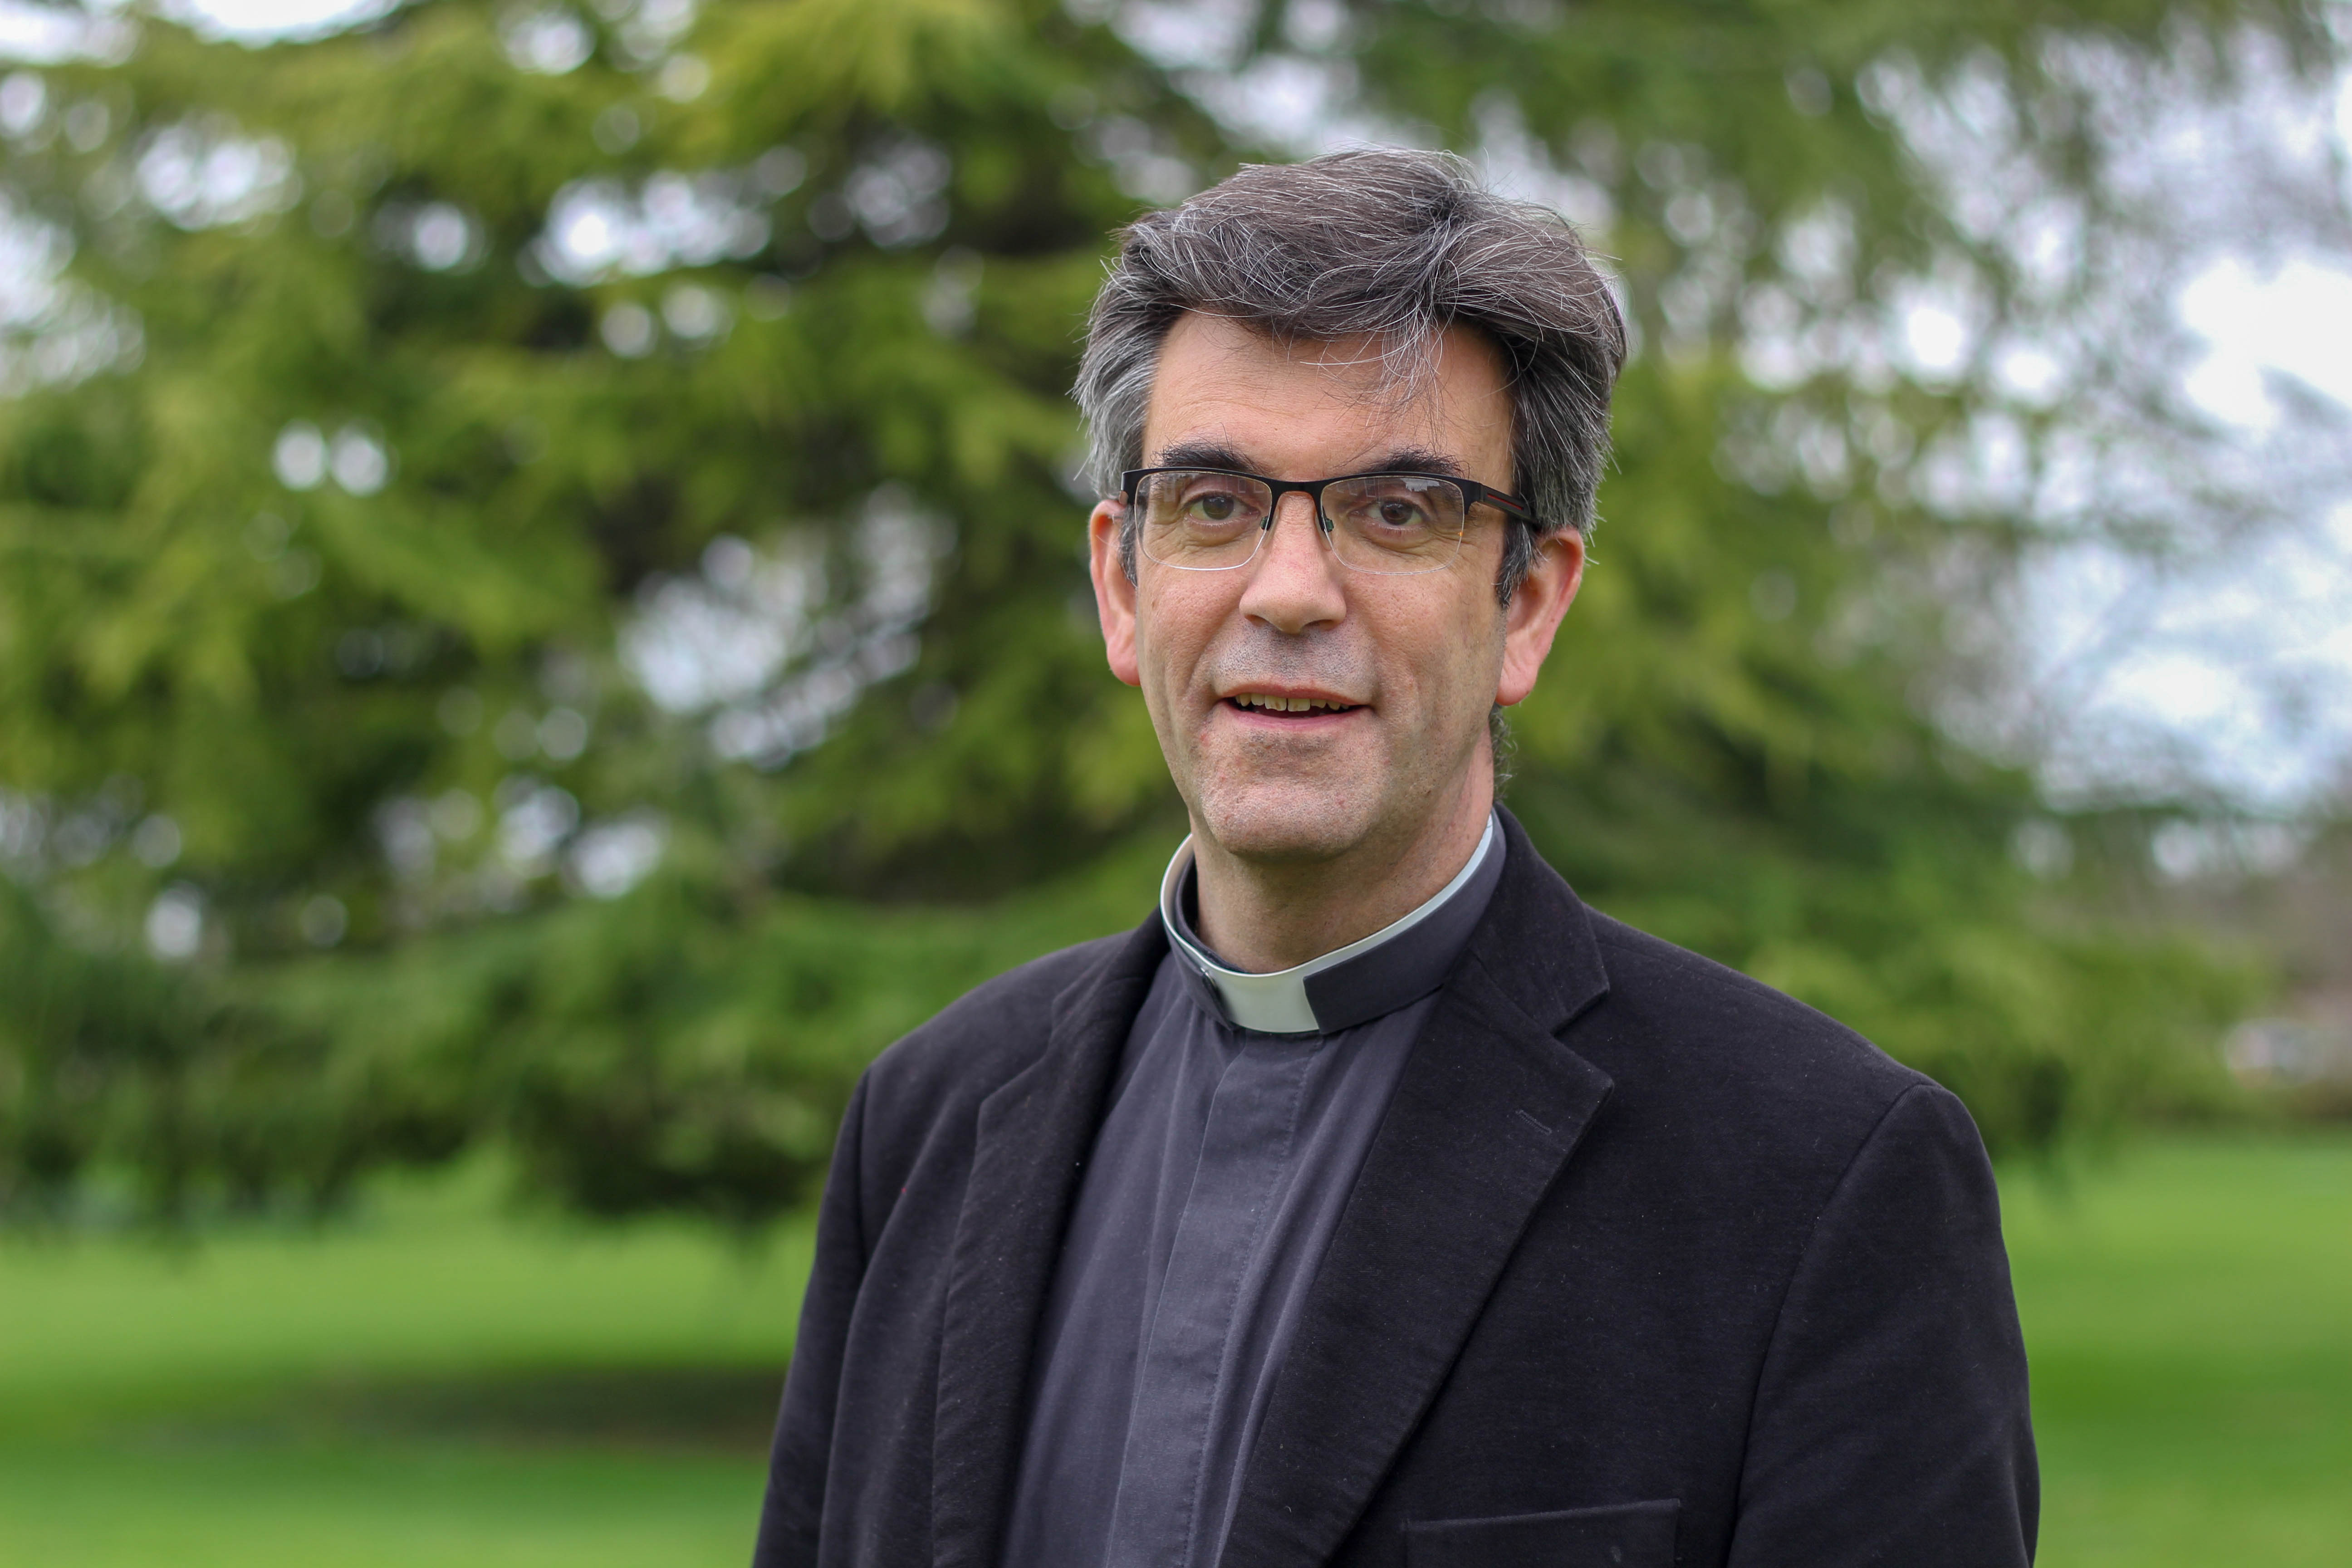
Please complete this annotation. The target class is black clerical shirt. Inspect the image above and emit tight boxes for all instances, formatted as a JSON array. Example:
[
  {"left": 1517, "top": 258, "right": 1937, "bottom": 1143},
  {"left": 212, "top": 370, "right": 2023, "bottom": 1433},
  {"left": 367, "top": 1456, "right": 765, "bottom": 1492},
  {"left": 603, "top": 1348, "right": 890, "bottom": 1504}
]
[{"left": 1002, "top": 817, "right": 1506, "bottom": 1568}]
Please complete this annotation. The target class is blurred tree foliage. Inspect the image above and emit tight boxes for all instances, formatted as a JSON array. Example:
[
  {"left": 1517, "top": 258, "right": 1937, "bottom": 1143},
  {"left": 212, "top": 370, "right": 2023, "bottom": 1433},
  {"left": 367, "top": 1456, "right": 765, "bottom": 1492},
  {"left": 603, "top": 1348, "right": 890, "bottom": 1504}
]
[{"left": 0, "top": 0, "right": 2305, "bottom": 1224}]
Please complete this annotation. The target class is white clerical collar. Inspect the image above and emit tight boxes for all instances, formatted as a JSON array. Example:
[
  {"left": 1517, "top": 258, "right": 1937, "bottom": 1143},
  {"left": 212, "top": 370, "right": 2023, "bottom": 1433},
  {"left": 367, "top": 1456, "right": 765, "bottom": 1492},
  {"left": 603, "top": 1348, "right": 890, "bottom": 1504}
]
[{"left": 1157, "top": 813, "right": 1500, "bottom": 1035}]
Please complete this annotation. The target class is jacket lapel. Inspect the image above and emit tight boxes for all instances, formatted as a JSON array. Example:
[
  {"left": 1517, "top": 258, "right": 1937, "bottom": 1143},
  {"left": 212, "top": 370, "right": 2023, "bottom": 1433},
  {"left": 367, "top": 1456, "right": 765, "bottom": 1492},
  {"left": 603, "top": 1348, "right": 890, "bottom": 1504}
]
[
  {"left": 1221, "top": 812, "right": 1616, "bottom": 1567},
  {"left": 932, "top": 916, "right": 1168, "bottom": 1568}
]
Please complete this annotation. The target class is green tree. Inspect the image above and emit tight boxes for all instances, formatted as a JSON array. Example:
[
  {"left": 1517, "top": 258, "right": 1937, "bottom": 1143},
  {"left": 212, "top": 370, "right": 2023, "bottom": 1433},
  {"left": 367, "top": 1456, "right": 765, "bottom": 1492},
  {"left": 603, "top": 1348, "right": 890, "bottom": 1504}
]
[{"left": 0, "top": 0, "right": 2306, "bottom": 1224}]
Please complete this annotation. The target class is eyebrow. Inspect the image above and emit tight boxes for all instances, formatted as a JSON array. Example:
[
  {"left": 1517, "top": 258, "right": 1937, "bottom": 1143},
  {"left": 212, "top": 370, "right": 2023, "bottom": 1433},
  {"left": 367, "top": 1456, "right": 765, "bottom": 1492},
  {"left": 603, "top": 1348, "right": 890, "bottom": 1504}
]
[
  {"left": 1362, "top": 446, "right": 1467, "bottom": 478},
  {"left": 1144, "top": 441, "right": 1471, "bottom": 479},
  {"left": 1152, "top": 439, "right": 1254, "bottom": 470}
]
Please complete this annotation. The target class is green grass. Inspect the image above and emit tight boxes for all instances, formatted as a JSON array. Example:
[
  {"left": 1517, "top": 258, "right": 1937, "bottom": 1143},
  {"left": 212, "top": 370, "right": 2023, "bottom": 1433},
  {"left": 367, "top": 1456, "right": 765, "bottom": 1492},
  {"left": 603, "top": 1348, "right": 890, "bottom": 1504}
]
[
  {"left": 0, "top": 1167, "right": 811, "bottom": 1568},
  {"left": 2, "top": 1134, "right": 2346, "bottom": 1566},
  {"left": 2007, "top": 1134, "right": 2352, "bottom": 1566}
]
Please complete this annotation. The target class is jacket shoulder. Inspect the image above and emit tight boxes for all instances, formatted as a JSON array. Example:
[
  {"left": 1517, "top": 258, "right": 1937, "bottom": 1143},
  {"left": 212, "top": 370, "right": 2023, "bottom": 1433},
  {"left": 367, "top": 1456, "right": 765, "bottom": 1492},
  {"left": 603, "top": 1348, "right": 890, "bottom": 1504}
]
[
  {"left": 856, "top": 928, "right": 1136, "bottom": 1135},
  {"left": 1579, "top": 908, "right": 1935, "bottom": 1130}
]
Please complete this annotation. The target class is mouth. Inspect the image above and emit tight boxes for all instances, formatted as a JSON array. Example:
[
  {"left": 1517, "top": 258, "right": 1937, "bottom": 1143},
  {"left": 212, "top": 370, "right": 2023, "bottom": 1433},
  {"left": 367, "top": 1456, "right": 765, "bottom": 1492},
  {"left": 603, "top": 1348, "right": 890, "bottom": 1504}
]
[{"left": 1223, "top": 691, "right": 1365, "bottom": 722}]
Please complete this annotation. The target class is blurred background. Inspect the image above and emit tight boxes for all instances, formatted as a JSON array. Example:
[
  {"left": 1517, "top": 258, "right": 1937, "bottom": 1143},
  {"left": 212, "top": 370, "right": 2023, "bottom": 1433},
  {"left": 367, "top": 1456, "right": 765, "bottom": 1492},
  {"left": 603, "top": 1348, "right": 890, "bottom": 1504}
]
[{"left": 1, "top": 0, "right": 2348, "bottom": 1562}]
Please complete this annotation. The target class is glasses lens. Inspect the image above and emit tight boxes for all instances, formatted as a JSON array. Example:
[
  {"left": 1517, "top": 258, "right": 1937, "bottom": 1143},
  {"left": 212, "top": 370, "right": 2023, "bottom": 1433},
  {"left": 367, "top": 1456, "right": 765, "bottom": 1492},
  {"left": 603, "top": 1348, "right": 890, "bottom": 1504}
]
[
  {"left": 1135, "top": 470, "right": 1273, "bottom": 570},
  {"left": 1322, "top": 475, "right": 1469, "bottom": 574}
]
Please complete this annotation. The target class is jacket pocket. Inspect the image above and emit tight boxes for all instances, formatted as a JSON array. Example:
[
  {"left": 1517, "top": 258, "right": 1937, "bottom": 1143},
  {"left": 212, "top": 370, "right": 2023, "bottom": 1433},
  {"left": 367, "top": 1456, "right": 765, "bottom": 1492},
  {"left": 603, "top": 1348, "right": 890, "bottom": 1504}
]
[{"left": 1402, "top": 1499, "right": 1680, "bottom": 1568}]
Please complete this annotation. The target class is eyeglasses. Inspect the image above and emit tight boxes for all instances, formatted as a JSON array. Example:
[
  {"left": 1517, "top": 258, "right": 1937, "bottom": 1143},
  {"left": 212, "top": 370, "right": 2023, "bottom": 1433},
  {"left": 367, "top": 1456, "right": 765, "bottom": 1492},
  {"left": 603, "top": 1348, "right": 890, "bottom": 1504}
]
[{"left": 1120, "top": 467, "right": 1541, "bottom": 577}]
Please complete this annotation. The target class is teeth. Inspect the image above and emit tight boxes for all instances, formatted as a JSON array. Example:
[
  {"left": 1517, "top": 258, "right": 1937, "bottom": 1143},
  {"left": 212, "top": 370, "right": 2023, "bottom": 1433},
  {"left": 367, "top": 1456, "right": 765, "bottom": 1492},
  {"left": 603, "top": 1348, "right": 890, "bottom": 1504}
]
[{"left": 1235, "top": 693, "right": 1349, "bottom": 713}]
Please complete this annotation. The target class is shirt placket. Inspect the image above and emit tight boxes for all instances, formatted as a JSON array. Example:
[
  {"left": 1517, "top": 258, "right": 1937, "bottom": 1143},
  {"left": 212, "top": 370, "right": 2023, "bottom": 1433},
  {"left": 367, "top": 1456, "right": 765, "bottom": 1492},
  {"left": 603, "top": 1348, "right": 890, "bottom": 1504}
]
[{"left": 1103, "top": 1035, "right": 1316, "bottom": 1568}]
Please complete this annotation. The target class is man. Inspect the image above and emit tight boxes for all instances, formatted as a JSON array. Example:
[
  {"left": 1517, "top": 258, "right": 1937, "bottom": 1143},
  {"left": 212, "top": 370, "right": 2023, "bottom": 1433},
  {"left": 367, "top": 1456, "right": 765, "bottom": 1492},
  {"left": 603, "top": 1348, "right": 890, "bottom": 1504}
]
[{"left": 755, "top": 149, "right": 2034, "bottom": 1568}]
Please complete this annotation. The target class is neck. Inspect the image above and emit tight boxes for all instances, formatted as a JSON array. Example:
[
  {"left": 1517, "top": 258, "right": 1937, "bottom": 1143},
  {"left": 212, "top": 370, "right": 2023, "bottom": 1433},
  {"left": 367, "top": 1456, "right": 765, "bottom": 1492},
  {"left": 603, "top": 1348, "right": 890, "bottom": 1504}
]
[{"left": 1190, "top": 767, "right": 1497, "bottom": 974}]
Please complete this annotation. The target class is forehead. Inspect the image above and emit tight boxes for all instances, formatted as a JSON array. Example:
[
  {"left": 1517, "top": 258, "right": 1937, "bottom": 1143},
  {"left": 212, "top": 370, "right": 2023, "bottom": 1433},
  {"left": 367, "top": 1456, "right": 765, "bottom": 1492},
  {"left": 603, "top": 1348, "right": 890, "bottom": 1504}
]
[{"left": 1142, "top": 312, "right": 1514, "bottom": 481}]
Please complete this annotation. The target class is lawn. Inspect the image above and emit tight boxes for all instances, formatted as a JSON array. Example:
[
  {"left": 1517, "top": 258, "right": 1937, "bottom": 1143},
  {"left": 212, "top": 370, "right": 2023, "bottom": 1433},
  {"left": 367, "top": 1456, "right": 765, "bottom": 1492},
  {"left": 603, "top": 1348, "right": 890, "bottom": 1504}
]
[
  {"left": 0, "top": 1168, "right": 811, "bottom": 1568},
  {"left": 2007, "top": 1134, "right": 2352, "bottom": 1566},
  {"left": 1, "top": 1134, "right": 2345, "bottom": 1566}
]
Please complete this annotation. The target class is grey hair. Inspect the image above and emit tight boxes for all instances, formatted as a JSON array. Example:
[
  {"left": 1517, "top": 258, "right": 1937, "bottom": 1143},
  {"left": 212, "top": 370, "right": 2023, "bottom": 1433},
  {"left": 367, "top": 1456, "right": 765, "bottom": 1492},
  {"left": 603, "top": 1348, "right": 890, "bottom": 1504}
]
[{"left": 1075, "top": 147, "right": 1627, "bottom": 603}]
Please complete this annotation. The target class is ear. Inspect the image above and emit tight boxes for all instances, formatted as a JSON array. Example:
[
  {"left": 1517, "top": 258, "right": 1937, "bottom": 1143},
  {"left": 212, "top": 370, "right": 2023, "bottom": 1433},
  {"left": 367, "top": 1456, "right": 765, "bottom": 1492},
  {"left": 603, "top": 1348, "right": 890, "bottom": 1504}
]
[
  {"left": 1088, "top": 498, "right": 1142, "bottom": 688},
  {"left": 1494, "top": 528, "right": 1584, "bottom": 708}
]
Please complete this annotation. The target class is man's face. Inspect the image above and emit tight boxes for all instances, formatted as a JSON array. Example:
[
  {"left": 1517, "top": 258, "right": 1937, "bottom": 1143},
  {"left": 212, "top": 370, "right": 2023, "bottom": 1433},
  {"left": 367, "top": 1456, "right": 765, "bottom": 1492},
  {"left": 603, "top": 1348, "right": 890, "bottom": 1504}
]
[{"left": 1089, "top": 312, "right": 1583, "bottom": 868}]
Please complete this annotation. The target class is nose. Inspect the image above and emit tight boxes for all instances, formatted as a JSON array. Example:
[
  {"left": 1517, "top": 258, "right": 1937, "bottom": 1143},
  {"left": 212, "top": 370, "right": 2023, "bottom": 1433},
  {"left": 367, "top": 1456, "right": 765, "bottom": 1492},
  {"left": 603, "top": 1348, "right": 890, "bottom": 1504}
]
[{"left": 1236, "top": 491, "right": 1347, "bottom": 634}]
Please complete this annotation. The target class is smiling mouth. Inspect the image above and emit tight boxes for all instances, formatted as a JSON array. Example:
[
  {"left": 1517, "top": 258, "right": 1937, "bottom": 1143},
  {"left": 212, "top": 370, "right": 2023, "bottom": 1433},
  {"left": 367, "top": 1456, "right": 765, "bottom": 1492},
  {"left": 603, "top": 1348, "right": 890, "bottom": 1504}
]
[{"left": 1226, "top": 693, "right": 1362, "bottom": 718}]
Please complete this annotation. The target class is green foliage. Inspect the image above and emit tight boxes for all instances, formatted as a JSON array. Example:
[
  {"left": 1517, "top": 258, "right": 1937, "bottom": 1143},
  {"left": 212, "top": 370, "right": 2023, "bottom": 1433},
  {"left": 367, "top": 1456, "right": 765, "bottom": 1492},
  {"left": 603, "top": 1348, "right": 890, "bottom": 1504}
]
[
  {"left": 1504, "top": 355, "right": 2266, "bottom": 1152},
  {"left": 0, "top": 0, "right": 2302, "bottom": 1221},
  {"left": 248, "top": 839, "right": 1166, "bottom": 1224}
]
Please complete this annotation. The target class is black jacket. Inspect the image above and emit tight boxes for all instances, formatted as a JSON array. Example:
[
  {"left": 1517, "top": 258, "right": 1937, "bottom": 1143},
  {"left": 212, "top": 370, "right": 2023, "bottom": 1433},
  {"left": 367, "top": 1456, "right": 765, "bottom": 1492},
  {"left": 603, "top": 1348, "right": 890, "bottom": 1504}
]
[{"left": 754, "top": 811, "right": 2036, "bottom": 1568}]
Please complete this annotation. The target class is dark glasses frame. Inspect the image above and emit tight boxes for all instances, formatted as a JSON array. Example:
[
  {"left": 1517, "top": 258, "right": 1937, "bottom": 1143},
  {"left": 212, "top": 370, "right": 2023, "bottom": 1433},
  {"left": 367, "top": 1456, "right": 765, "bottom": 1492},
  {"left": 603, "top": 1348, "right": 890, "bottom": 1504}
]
[{"left": 1119, "top": 467, "right": 1544, "bottom": 531}]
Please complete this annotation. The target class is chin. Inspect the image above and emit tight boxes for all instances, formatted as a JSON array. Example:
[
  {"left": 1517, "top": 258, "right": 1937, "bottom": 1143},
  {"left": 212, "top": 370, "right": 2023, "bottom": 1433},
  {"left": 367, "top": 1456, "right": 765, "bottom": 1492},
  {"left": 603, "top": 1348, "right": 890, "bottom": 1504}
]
[{"left": 1191, "top": 784, "right": 1377, "bottom": 865}]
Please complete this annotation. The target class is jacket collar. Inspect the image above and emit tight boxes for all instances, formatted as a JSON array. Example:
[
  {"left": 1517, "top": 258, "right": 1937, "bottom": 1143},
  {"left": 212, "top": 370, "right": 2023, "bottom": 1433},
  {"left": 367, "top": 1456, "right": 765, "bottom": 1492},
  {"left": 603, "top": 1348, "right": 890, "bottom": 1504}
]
[
  {"left": 1220, "top": 807, "right": 1614, "bottom": 1565},
  {"left": 932, "top": 807, "right": 1613, "bottom": 1568},
  {"left": 931, "top": 913, "right": 1169, "bottom": 1568}
]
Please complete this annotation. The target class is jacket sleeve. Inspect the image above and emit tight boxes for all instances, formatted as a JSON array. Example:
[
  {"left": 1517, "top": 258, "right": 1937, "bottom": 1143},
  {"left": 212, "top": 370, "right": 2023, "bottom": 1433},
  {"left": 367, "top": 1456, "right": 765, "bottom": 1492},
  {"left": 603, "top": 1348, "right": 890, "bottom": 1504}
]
[
  {"left": 1726, "top": 1082, "right": 2038, "bottom": 1568},
  {"left": 752, "top": 1072, "right": 873, "bottom": 1568}
]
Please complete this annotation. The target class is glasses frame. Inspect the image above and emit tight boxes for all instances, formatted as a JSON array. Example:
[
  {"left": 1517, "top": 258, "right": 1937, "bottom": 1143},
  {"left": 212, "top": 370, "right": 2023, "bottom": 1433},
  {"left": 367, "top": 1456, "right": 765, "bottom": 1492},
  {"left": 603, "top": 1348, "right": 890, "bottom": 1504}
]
[{"left": 1119, "top": 466, "right": 1544, "bottom": 575}]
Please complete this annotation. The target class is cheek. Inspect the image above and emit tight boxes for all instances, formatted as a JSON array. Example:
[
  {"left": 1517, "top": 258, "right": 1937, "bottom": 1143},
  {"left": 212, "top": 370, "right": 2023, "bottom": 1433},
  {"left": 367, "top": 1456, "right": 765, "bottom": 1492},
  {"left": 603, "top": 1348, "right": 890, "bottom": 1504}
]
[
  {"left": 1134, "top": 580, "right": 1231, "bottom": 684},
  {"left": 1364, "top": 593, "right": 1503, "bottom": 723}
]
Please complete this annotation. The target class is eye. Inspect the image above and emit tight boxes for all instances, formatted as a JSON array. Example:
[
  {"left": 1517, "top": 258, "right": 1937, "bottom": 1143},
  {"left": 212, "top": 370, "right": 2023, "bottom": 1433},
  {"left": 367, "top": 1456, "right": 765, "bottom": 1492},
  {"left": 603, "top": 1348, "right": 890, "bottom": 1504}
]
[
  {"left": 1170, "top": 477, "right": 1260, "bottom": 528},
  {"left": 1344, "top": 485, "right": 1438, "bottom": 535}
]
